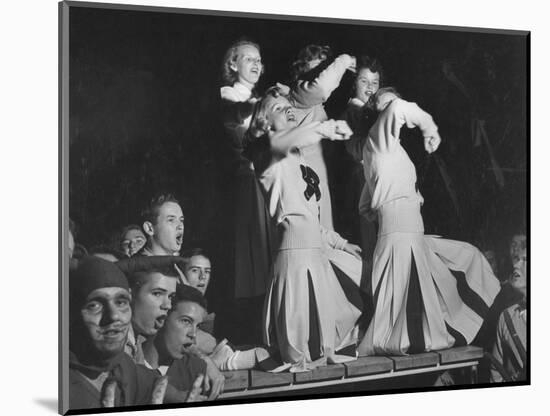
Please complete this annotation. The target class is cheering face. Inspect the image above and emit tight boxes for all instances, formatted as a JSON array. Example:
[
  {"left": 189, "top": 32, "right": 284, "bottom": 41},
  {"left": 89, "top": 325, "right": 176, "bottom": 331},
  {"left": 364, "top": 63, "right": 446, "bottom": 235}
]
[
  {"left": 161, "top": 301, "right": 207, "bottom": 360},
  {"left": 149, "top": 202, "right": 184, "bottom": 255},
  {"left": 131, "top": 273, "right": 177, "bottom": 337},
  {"left": 354, "top": 68, "right": 380, "bottom": 104},
  {"left": 509, "top": 234, "right": 526, "bottom": 263},
  {"left": 121, "top": 228, "right": 146, "bottom": 257},
  {"left": 265, "top": 95, "right": 297, "bottom": 132},
  {"left": 232, "top": 44, "right": 262, "bottom": 87},
  {"left": 81, "top": 287, "right": 132, "bottom": 358},
  {"left": 509, "top": 248, "right": 527, "bottom": 297},
  {"left": 183, "top": 255, "right": 212, "bottom": 295}
]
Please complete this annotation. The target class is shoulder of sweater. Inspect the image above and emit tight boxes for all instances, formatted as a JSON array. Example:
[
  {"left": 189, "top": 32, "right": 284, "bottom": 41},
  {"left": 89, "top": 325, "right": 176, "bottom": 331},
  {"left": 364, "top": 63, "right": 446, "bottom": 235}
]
[{"left": 220, "top": 86, "right": 242, "bottom": 102}]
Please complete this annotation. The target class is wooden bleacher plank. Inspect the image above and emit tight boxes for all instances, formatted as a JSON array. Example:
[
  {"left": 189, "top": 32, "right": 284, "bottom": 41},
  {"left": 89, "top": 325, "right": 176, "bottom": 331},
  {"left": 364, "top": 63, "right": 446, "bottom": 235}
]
[
  {"left": 391, "top": 352, "right": 439, "bottom": 370},
  {"left": 437, "top": 346, "right": 484, "bottom": 364},
  {"left": 223, "top": 370, "right": 250, "bottom": 391},
  {"left": 343, "top": 356, "right": 394, "bottom": 377},
  {"left": 249, "top": 370, "right": 294, "bottom": 388},
  {"left": 294, "top": 364, "right": 345, "bottom": 383}
]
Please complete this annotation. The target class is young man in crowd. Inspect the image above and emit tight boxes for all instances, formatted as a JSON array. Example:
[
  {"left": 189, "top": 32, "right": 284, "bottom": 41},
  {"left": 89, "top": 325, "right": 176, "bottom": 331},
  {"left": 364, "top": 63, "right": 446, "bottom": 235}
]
[
  {"left": 142, "top": 285, "right": 210, "bottom": 394},
  {"left": 490, "top": 247, "right": 527, "bottom": 382},
  {"left": 138, "top": 193, "right": 185, "bottom": 256},
  {"left": 117, "top": 255, "right": 225, "bottom": 399},
  {"left": 179, "top": 248, "right": 274, "bottom": 372},
  {"left": 68, "top": 256, "right": 169, "bottom": 410}
]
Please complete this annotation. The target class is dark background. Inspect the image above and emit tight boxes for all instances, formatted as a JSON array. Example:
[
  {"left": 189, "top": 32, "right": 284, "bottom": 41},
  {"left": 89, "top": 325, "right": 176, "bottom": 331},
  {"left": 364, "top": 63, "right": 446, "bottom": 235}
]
[{"left": 68, "top": 6, "right": 527, "bottom": 311}]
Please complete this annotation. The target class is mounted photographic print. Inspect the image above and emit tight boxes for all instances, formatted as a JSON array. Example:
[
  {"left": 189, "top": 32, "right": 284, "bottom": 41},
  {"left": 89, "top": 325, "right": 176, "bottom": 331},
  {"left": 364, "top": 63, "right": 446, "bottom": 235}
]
[{"left": 59, "top": 1, "right": 529, "bottom": 414}]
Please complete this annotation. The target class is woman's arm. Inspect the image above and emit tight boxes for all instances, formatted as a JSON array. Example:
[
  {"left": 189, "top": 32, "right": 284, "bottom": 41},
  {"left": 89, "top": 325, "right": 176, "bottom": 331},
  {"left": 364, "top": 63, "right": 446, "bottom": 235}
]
[
  {"left": 291, "top": 54, "right": 356, "bottom": 108},
  {"left": 270, "top": 120, "right": 352, "bottom": 159},
  {"left": 372, "top": 99, "right": 440, "bottom": 153}
]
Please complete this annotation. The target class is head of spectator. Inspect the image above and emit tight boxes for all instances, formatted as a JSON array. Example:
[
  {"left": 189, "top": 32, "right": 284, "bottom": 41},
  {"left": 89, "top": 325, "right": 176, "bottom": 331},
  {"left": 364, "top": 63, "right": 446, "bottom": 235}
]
[
  {"left": 118, "top": 256, "right": 185, "bottom": 338},
  {"left": 69, "top": 256, "right": 132, "bottom": 368},
  {"left": 509, "top": 247, "right": 527, "bottom": 299},
  {"left": 222, "top": 39, "right": 263, "bottom": 90},
  {"left": 509, "top": 231, "right": 527, "bottom": 264},
  {"left": 181, "top": 248, "right": 212, "bottom": 295},
  {"left": 352, "top": 55, "right": 384, "bottom": 106},
  {"left": 120, "top": 225, "right": 147, "bottom": 257},
  {"left": 156, "top": 285, "right": 208, "bottom": 361},
  {"left": 141, "top": 193, "right": 184, "bottom": 256},
  {"left": 291, "top": 44, "right": 332, "bottom": 83}
]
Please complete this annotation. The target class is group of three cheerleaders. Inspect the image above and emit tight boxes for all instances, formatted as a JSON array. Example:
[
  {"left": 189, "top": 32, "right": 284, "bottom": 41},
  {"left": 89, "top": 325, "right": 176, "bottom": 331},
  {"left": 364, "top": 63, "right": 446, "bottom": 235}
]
[{"left": 220, "top": 39, "right": 500, "bottom": 372}]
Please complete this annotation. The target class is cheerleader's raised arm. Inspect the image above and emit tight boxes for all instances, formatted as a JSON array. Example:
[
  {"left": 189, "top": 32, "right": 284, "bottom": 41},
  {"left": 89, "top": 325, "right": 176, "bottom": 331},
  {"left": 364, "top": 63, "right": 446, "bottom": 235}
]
[{"left": 291, "top": 54, "right": 356, "bottom": 108}]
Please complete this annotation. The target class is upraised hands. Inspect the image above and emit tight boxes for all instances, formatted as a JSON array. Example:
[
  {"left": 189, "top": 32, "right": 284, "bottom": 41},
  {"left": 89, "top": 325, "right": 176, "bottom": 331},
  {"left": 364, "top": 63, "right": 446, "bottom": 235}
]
[{"left": 340, "top": 54, "right": 357, "bottom": 73}]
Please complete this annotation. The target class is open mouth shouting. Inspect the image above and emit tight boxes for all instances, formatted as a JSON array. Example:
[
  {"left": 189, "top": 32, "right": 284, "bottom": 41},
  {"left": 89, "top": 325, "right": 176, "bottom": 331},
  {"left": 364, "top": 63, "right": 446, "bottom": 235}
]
[
  {"left": 175, "top": 232, "right": 183, "bottom": 247},
  {"left": 180, "top": 341, "right": 195, "bottom": 353},
  {"left": 286, "top": 109, "right": 296, "bottom": 123},
  {"left": 154, "top": 314, "right": 167, "bottom": 330}
]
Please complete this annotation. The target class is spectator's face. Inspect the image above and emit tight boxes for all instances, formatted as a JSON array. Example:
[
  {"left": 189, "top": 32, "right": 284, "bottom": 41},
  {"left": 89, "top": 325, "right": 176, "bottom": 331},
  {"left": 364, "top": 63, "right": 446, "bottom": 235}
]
[
  {"left": 509, "top": 248, "right": 527, "bottom": 297},
  {"left": 355, "top": 68, "right": 380, "bottom": 104},
  {"left": 149, "top": 202, "right": 184, "bottom": 255},
  {"left": 265, "top": 95, "right": 297, "bottom": 131},
  {"left": 121, "top": 228, "right": 146, "bottom": 257},
  {"left": 509, "top": 234, "right": 526, "bottom": 263},
  {"left": 131, "top": 273, "right": 177, "bottom": 337},
  {"left": 161, "top": 301, "right": 206, "bottom": 359},
  {"left": 183, "top": 255, "right": 212, "bottom": 295},
  {"left": 81, "top": 287, "right": 132, "bottom": 358},
  {"left": 232, "top": 44, "right": 262, "bottom": 87}
]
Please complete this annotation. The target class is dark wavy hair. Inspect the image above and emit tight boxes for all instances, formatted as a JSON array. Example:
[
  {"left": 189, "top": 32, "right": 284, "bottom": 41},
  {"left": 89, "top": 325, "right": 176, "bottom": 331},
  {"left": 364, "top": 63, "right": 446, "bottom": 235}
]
[
  {"left": 140, "top": 193, "right": 181, "bottom": 226},
  {"left": 171, "top": 284, "right": 208, "bottom": 312},
  {"left": 181, "top": 247, "right": 211, "bottom": 264},
  {"left": 221, "top": 39, "right": 263, "bottom": 86},
  {"left": 355, "top": 55, "right": 385, "bottom": 86}
]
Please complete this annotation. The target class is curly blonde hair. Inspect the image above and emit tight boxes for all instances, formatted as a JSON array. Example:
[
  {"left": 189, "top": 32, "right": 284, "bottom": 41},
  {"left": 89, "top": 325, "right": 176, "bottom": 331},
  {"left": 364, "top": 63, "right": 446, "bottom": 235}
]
[{"left": 246, "top": 86, "right": 289, "bottom": 139}]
